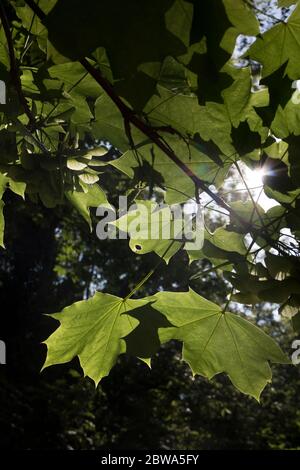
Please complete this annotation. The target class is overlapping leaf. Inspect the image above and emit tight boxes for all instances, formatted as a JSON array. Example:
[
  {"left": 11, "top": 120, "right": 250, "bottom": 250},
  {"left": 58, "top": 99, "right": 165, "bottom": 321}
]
[
  {"left": 152, "top": 289, "right": 289, "bottom": 399},
  {"left": 249, "top": 4, "right": 300, "bottom": 79},
  {"left": 65, "top": 183, "right": 111, "bottom": 229},
  {"left": 43, "top": 292, "right": 150, "bottom": 384},
  {"left": 1, "top": 0, "right": 298, "bottom": 400},
  {"left": 110, "top": 135, "right": 231, "bottom": 204}
]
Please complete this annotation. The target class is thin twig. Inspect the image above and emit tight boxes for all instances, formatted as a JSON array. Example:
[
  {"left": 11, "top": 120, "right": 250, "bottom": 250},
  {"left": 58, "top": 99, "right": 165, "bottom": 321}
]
[
  {"left": 244, "top": 0, "right": 284, "bottom": 24},
  {"left": 0, "top": 1, "right": 36, "bottom": 127},
  {"left": 124, "top": 240, "right": 177, "bottom": 300}
]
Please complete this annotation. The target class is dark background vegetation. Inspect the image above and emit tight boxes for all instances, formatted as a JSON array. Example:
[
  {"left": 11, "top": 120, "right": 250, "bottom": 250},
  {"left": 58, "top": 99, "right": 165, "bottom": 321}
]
[{"left": 0, "top": 171, "right": 299, "bottom": 450}]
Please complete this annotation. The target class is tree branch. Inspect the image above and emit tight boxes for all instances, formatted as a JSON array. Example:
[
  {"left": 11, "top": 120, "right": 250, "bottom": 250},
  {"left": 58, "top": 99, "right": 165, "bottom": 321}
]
[
  {"left": 23, "top": 0, "right": 46, "bottom": 21},
  {"left": 0, "top": 1, "right": 36, "bottom": 127},
  {"left": 23, "top": 0, "right": 231, "bottom": 212},
  {"left": 23, "top": 0, "right": 287, "bottom": 255},
  {"left": 77, "top": 62, "right": 289, "bottom": 255},
  {"left": 80, "top": 59, "right": 233, "bottom": 212}
]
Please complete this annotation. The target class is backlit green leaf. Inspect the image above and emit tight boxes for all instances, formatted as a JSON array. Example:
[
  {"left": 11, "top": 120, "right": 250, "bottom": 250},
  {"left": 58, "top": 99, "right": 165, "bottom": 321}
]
[
  {"left": 43, "top": 292, "right": 150, "bottom": 384},
  {"left": 153, "top": 289, "right": 289, "bottom": 399}
]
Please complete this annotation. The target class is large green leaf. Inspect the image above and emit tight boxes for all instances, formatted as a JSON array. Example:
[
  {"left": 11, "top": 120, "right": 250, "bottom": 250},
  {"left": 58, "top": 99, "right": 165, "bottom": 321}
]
[
  {"left": 48, "top": 61, "right": 102, "bottom": 99},
  {"left": 194, "top": 102, "right": 233, "bottom": 154},
  {"left": 206, "top": 227, "right": 247, "bottom": 255},
  {"left": 222, "top": 66, "right": 253, "bottom": 128},
  {"left": 3, "top": 0, "right": 299, "bottom": 400},
  {"left": 15, "top": 0, "right": 57, "bottom": 48},
  {"left": 272, "top": 97, "right": 300, "bottom": 137},
  {"left": 93, "top": 93, "right": 145, "bottom": 151},
  {"left": 43, "top": 292, "right": 150, "bottom": 384},
  {"left": 144, "top": 85, "right": 203, "bottom": 136},
  {"left": 153, "top": 289, "right": 289, "bottom": 399},
  {"left": 249, "top": 4, "right": 300, "bottom": 79},
  {"left": 112, "top": 200, "right": 184, "bottom": 263},
  {"left": 65, "top": 183, "right": 111, "bottom": 229},
  {"left": 223, "top": 0, "right": 259, "bottom": 37},
  {"left": 229, "top": 200, "right": 265, "bottom": 233}
]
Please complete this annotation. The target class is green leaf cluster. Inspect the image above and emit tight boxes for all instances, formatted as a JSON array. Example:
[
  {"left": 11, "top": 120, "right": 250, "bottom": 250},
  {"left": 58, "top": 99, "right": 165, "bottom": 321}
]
[{"left": 0, "top": 0, "right": 299, "bottom": 398}]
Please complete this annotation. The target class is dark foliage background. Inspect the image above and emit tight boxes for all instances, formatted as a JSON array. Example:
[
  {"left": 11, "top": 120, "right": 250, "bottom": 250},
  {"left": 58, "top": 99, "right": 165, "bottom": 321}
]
[{"left": 0, "top": 172, "right": 299, "bottom": 450}]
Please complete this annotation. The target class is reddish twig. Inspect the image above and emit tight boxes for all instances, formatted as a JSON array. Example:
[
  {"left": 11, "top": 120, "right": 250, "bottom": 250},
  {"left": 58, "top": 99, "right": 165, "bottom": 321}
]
[{"left": 23, "top": 0, "right": 288, "bottom": 255}]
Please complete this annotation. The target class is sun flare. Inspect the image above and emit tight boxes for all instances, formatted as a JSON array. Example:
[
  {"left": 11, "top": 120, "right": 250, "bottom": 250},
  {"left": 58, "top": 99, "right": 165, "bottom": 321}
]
[
  {"left": 241, "top": 165, "right": 278, "bottom": 211},
  {"left": 244, "top": 167, "right": 265, "bottom": 190}
]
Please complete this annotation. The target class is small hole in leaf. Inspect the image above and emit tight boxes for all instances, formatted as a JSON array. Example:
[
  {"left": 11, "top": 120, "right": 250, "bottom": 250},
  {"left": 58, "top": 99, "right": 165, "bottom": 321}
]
[{"left": 135, "top": 244, "right": 142, "bottom": 251}]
